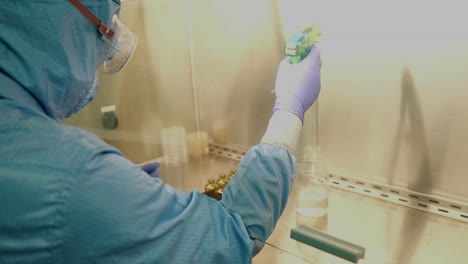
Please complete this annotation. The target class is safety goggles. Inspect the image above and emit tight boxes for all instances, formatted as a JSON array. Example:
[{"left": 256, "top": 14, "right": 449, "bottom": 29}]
[{"left": 67, "top": 0, "right": 137, "bottom": 74}]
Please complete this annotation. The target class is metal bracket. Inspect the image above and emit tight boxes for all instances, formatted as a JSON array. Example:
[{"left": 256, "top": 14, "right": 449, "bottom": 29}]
[
  {"left": 206, "top": 143, "right": 468, "bottom": 223},
  {"left": 328, "top": 173, "right": 468, "bottom": 223},
  {"left": 208, "top": 143, "right": 248, "bottom": 161}
]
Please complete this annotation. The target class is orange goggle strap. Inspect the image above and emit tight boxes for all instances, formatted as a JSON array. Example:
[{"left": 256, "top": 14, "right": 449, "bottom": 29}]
[{"left": 67, "top": 0, "right": 115, "bottom": 41}]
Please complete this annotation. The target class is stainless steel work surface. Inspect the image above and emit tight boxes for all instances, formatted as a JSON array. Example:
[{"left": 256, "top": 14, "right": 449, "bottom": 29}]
[
  {"left": 265, "top": 187, "right": 468, "bottom": 264},
  {"left": 156, "top": 155, "right": 468, "bottom": 264}
]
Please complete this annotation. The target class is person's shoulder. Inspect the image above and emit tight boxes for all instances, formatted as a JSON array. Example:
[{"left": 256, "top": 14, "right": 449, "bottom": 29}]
[
  {"left": 44, "top": 121, "right": 122, "bottom": 167},
  {"left": 1, "top": 108, "right": 121, "bottom": 171}
]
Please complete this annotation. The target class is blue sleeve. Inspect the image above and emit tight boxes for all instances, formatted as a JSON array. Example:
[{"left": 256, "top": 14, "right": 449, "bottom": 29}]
[
  {"left": 221, "top": 143, "right": 296, "bottom": 254},
  {"left": 63, "top": 143, "right": 295, "bottom": 263}
]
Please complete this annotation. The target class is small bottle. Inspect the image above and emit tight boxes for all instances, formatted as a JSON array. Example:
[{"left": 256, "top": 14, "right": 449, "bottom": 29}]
[
  {"left": 226, "top": 175, "right": 233, "bottom": 182},
  {"left": 296, "top": 145, "right": 329, "bottom": 227},
  {"left": 204, "top": 179, "right": 218, "bottom": 193},
  {"left": 216, "top": 174, "right": 227, "bottom": 190}
]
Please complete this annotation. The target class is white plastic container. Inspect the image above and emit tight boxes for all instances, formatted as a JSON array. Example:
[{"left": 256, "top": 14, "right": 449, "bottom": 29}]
[
  {"left": 186, "top": 131, "right": 209, "bottom": 157},
  {"left": 160, "top": 126, "right": 188, "bottom": 167}
]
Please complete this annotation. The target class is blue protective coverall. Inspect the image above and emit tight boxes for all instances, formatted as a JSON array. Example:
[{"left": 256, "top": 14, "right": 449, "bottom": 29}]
[{"left": 0, "top": 1, "right": 299, "bottom": 263}]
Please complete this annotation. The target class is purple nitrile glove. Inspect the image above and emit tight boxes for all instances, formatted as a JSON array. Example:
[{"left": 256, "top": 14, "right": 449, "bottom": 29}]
[
  {"left": 141, "top": 162, "right": 160, "bottom": 178},
  {"left": 273, "top": 46, "right": 322, "bottom": 124}
]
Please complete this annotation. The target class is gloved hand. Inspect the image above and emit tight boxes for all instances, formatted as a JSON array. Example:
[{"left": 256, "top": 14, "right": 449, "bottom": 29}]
[
  {"left": 141, "top": 162, "right": 160, "bottom": 178},
  {"left": 273, "top": 46, "right": 322, "bottom": 124}
]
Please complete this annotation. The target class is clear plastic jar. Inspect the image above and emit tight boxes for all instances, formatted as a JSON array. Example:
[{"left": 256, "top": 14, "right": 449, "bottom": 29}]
[{"left": 296, "top": 145, "right": 329, "bottom": 228}]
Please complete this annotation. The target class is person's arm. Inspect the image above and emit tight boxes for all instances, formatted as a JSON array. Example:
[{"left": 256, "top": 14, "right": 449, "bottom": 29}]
[
  {"left": 62, "top": 46, "right": 321, "bottom": 263},
  {"left": 221, "top": 110, "right": 302, "bottom": 255},
  {"left": 222, "top": 45, "right": 322, "bottom": 254}
]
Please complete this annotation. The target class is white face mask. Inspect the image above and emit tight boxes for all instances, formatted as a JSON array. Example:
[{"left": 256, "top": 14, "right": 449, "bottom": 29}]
[{"left": 67, "top": 72, "right": 100, "bottom": 118}]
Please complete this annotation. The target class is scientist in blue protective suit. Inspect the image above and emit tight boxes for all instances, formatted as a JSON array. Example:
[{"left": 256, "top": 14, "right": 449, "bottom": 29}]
[{"left": 0, "top": 0, "right": 321, "bottom": 263}]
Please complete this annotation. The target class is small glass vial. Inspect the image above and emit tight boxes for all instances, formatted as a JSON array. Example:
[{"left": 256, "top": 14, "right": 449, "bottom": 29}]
[
  {"left": 226, "top": 175, "right": 233, "bottom": 182},
  {"left": 296, "top": 145, "right": 329, "bottom": 227},
  {"left": 216, "top": 174, "right": 227, "bottom": 190},
  {"left": 204, "top": 179, "right": 218, "bottom": 193}
]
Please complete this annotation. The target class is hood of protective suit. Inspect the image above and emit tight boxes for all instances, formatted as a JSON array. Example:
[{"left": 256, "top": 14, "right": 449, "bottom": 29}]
[{"left": 0, "top": 0, "right": 120, "bottom": 121}]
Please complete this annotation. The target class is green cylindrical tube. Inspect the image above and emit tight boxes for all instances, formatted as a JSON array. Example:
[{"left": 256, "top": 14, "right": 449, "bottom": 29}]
[{"left": 290, "top": 227, "right": 366, "bottom": 263}]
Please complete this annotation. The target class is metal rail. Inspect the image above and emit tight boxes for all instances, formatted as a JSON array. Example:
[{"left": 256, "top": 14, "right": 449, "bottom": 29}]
[{"left": 208, "top": 143, "right": 468, "bottom": 223}]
